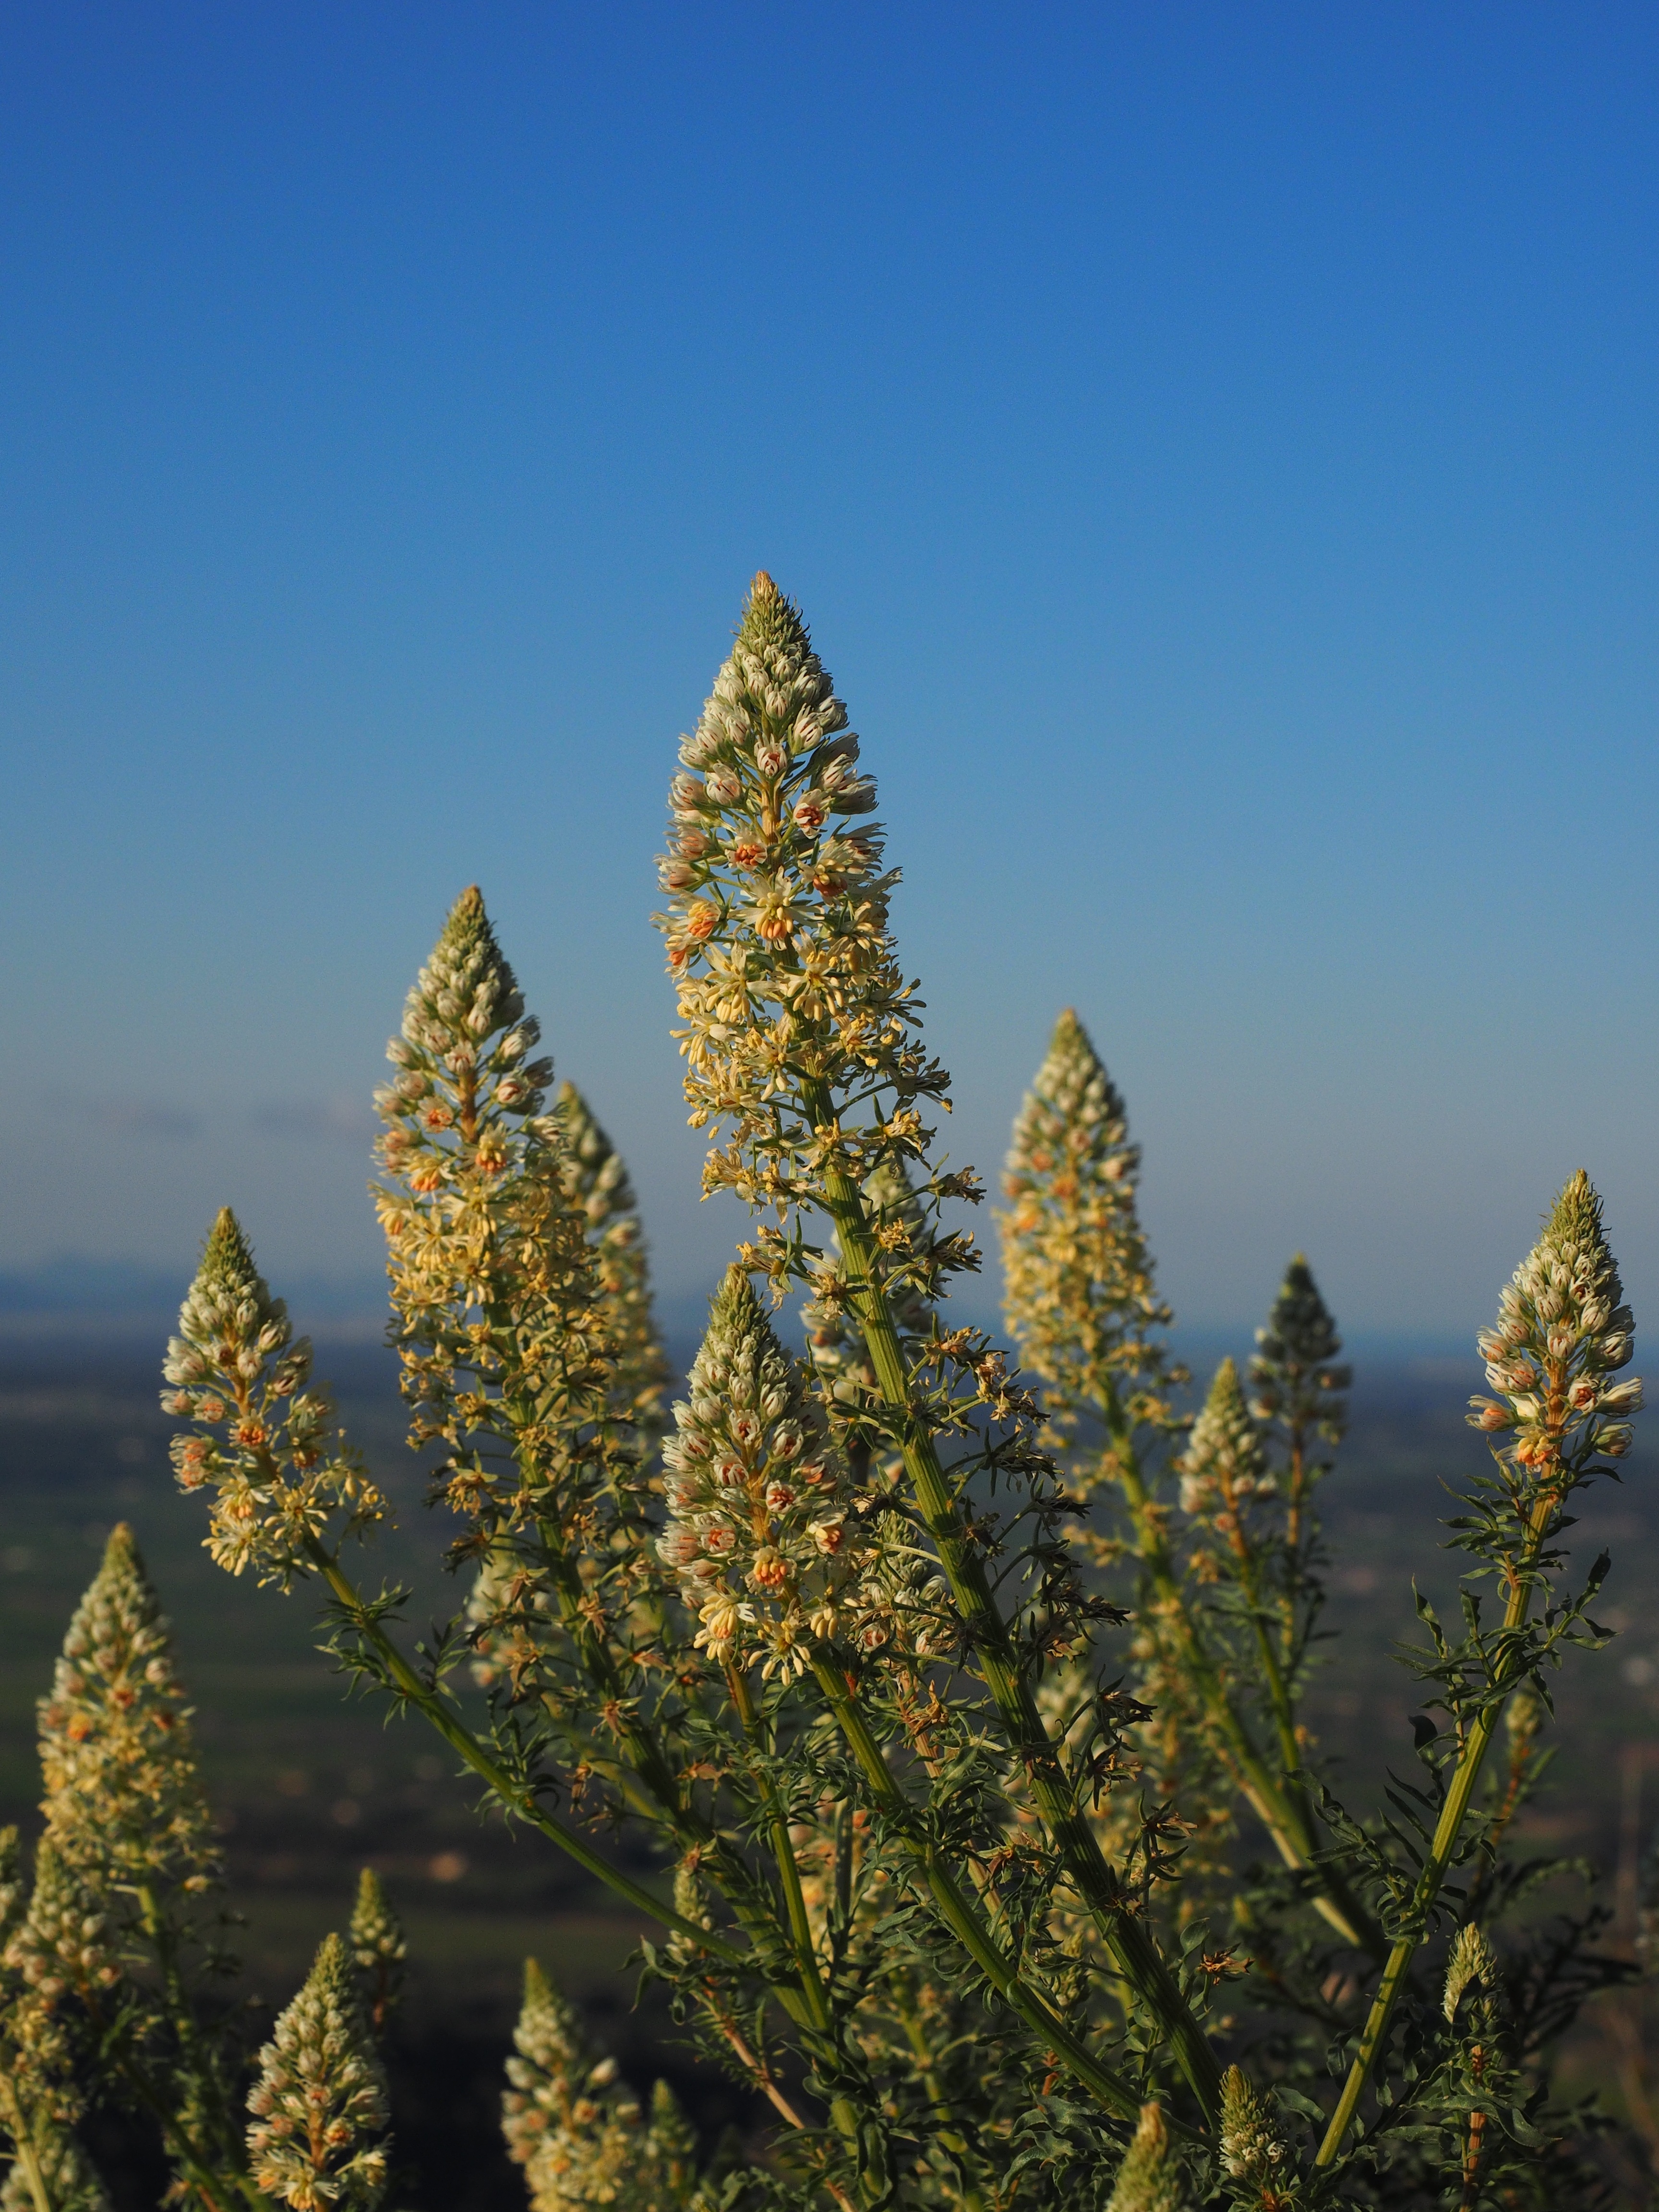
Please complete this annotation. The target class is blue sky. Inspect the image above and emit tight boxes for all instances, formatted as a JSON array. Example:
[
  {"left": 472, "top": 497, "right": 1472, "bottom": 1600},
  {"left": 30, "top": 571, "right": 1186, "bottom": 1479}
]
[{"left": 3, "top": 3, "right": 1656, "bottom": 1347}]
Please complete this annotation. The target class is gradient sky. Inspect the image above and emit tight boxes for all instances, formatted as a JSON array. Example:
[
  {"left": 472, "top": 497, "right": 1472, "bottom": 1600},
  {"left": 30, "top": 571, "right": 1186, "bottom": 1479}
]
[{"left": 3, "top": 3, "right": 1656, "bottom": 1347}]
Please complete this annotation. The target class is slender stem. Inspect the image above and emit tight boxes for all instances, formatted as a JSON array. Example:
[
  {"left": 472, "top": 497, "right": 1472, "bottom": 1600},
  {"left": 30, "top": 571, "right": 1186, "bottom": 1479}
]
[
  {"left": 804, "top": 1085, "right": 1221, "bottom": 2122},
  {"left": 809, "top": 1651, "right": 1158, "bottom": 2129},
  {"left": 1100, "top": 1395, "right": 1382, "bottom": 1958},
  {"left": 0, "top": 2083, "right": 54, "bottom": 2212},
  {"left": 725, "top": 1666, "right": 867, "bottom": 2163},
  {"left": 303, "top": 1538, "right": 747, "bottom": 1965},
  {"left": 1314, "top": 1490, "right": 1556, "bottom": 2168}
]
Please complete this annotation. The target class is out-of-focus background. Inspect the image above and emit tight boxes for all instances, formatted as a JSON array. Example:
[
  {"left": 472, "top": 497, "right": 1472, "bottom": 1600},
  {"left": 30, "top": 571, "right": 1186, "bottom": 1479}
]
[{"left": 3, "top": 1312, "right": 1657, "bottom": 2207}]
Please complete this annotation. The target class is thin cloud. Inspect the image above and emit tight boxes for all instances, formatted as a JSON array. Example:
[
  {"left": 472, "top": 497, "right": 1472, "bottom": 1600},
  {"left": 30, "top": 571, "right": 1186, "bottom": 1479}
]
[
  {"left": 89, "top": 1100, "right": 201, "bottom": 1140},
  {"left": 250, "top": 1098, "right": 374, "bottom": 1142}
]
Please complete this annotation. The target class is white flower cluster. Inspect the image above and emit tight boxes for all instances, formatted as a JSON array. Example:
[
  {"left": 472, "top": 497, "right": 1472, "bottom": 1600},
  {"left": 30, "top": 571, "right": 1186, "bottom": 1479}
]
[
  {"left": 1467, "top": 1170, "right": 1642, "bottom": 1474},
  {"left": 1217, "top": 2063, "right": 1288, "bottom": 2189},
  {"left": 3, "top": 1843, "right": 118, "bottom": 2008},
  {"left": 374, "top": 883, "right": 553, "bottom": 1199},
  {"left": 1000, "top": 1009, "right": 1177, "bottom": 1426},
  {"left": 655, "top": 574, "right": 935, "bottom": 1217},
  {"left": 247, "top": 1933, "right": 390, "bottom": 2212},
  {"left": 37, "top": 1525, "right": 218, "bottom": 1898},
  {"left": 661, "top": 1269, "right": 939, "bottom": 1679},
  {"left": 553, "top": 1080, "right": 672, "bottom": 1435},
  {"left": 163, "top": 1210, "right": 386, "bottom": 1584},
  {"left": 503, "top": 1959, "right": 695, "bottom": 2212},
  {"left": 1176, "top": 1360, "right": 1275, "bottom": 1524}
]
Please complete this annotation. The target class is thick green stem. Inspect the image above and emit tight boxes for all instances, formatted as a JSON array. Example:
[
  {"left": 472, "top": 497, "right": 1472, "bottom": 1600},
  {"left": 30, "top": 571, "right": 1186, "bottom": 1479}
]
[
  {"left": 809, "top": 1652, "right": 1157, "bottom": 2130},
  {"left": 1101, "top": 1397, "right": 1382, "bottom": 1959},
  {"left": 303, "top": 1539, "right": 746, "bottom": 1965},
  {"left": 805, "top": 1087, "right": 1220, "bottom": 2122},
  {"left": 1314, "top": 1492, "right": 1555, "bottom": 2168}
]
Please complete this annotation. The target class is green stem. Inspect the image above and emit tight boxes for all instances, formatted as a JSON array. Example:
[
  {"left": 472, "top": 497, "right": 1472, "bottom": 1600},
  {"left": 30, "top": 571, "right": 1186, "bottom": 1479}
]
[
  {"left": 303, "top": 1538, "right": 746, "bottom": 1966},
  {"left": 1314, "top": 1491, "right": 1556, "bottom": 2168},
  {"left": 805, "top": 1085, "right": 1220, "bottom": 2122},
  {"left": 0, "top": 2084, "right": 54, "bottom": 2212},
  {"left": 726, "top": 1666, "right": 868, "bottom": 2164},
  {"left": 1101, "top": 1396, "right": 1382, "bottom": 1959},
  {"left": 809, "top": 1651, "right": 1158, "bottom": 2130}
]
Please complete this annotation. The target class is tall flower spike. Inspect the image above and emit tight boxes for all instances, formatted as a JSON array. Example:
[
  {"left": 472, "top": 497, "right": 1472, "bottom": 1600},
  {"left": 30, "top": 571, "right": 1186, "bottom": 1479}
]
[
  {"left": 37, "top": 1525, "right": 218, "bottom": 1900},
  {"left": 1248, "top": 1256, "right": 1350, "bottom": 1448},
  {"left": 502, "top": 1958, "right": 690, "bottom": 2212},
  {"left": 349, "top": 1871, "right": 406, "bottom": 2036},
  {"left": 553, "top": 1081, "right": 673, "bottom": 1437},
  {"left": 164, "top": 1210, "right": 386, "bottom": 1584},
  {"left": 247, "top": 1932, "right": 390, "bottom": 2212},
  {"left": 999, "top": 1009, "right": 1179, "bottom": 1431},
  {"left": 1105, "top": 2103, "right": 1191, "bottom": 2212},
  {"left": 661, "top": 1267, "right": 918, "bottom": 1679},
  {"left": 374, "top": 889, "right": 616, "bottom": 1527},
  {"left": 1218, "top": 2065, "right": 1290, "bottom": 2193},
  {"left": 656, "top": 573, "right": 952, "bottom": 1236},
  {"left": 1467, "top": 1170, "right": 1643, "bottom": 1476},
  {"left": 1178, "top": 1360, "right": 1275, "bottom": 1524}
]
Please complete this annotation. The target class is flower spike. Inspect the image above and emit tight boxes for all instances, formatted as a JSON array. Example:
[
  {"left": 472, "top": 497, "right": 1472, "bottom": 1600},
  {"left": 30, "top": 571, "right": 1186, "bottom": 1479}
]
[
  {"left": 1106, "top": 2102, "right": 1191, "bottom": 2212},
  {"left": 1467, "top": 1170, "right": 1642, "bottom": 1476},
  {"left": 1000, "top": 1009, "right": 1178, "bottom": 1426},
  {"left": 503, "top": 1957, "right": 693, "bottom": 2212},
  {"left": 1178, "top": 1359, "right": 1274, "bottom": 1523},
  {"left": 164, "top": 1210, "right": 387, "bottom": 1585},
  {"left": 247, "top": 1932, "right": 390, "bottom": 2211},
  {"left": 661, "top": 1267, "right": 926, "bottom": 1677},
  {"left": 38, "top": 1525, "right": 218, "bottom": 1900},
  {"left": 553, "top": 1080, "right": 672, "bottom": 1437},
  {"left": 349, "top": 1870, "right": 407, "bottom": 2036}
]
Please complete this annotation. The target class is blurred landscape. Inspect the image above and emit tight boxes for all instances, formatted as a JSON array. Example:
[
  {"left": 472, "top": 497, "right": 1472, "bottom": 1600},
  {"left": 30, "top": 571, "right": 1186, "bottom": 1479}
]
[{"left": 3, "top": 1313, "right": 1656, "bottom": 2206}]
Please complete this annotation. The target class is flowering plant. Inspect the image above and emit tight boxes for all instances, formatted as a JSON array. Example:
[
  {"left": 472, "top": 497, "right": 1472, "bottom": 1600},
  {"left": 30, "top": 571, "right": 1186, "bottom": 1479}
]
[{"left": 0, "top": 574, "right": 1645, "bottom": 2211}]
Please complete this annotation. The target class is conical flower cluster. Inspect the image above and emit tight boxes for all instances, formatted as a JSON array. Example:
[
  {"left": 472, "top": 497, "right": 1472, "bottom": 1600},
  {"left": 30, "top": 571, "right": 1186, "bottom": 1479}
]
[
  {"left": 1000, "top": 1010, "right": 1179, "bottom": 1430},
  {"left": 1467, "top": 1171, "right": 1642, "bottom": 1476},
  {"left": 1106, "top": 2103, "right": 1191, "bottom": 2212},
  {"left": 656, "top": 573, "right": 949, "bottom": 1226},
  {"left": 373, "top": 889, "right": 615, "bottom": 1534},
  {"left": 37, "top": 1525, "right": 218, "bottom": 1899},
  {"left": 1218, "top": 2064, "right": 1290, "bottom": 2195},
  {"left": 502, "top": 1959, "right": 695, "bottom": 2212},
  {"left": 1442, "top": 1922, "right": 1499, "bottom": 2025},
  {"left": 374, "top": 884, "right": 548, "bottom": 1194},
  {"left": 1248, "top": 1256, "right": 1350, "bottom": 1447},
  {"left": 661, "top": 1270, "right": 906, "bottom": 1677},
  {"left": 348, "top": 1871, "right": 406, "bottom": 2036},
  {"left": 246, "top": 1932, "right": 390, "bottom": 2211},
  {"left": 163, "top": 1210, "right": 386, "bottom": 1583},
  {"left": 553, "top": 1081, "right": 672, "bottom": 1437},
  {"left": 1178, "top": 1360, "right": 1275, "bottom": 1525},
  {"left": 0, "top": 1831, "right": 81, "bottom": 2161},
  {"left": 4, "top": 1842, "right": 119, "bottom": 2008}
]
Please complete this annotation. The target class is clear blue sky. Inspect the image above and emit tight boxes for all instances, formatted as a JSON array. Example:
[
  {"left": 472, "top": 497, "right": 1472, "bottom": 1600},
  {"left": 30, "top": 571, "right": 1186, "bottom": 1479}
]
[{"left": 3, "top": 3, "right": 1656, "bottom": 1348}]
